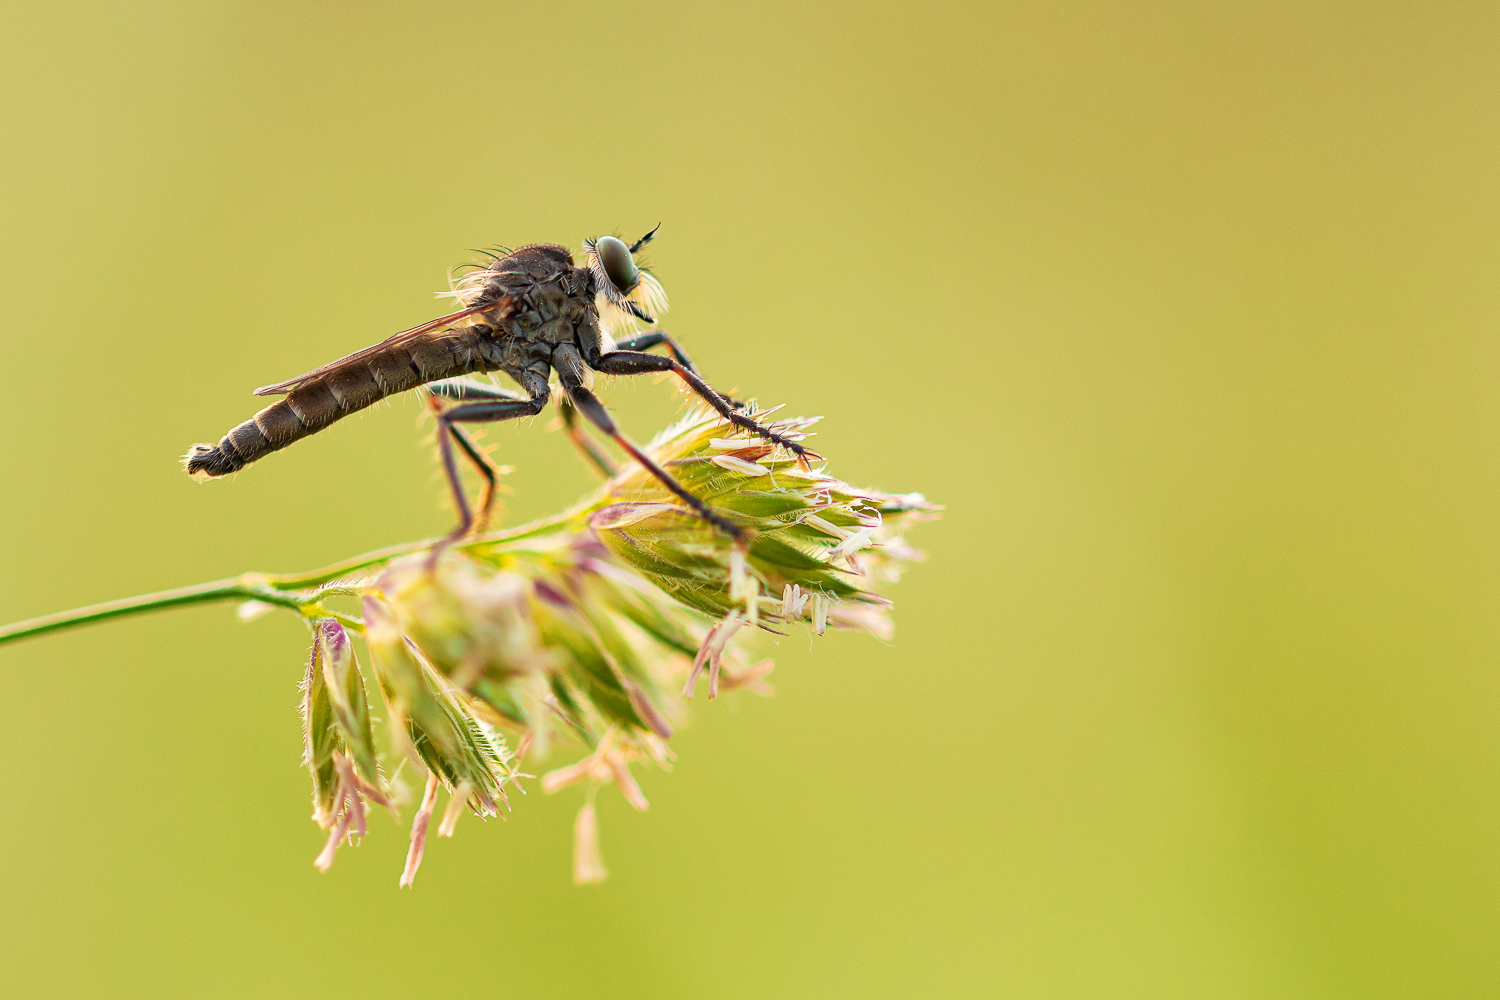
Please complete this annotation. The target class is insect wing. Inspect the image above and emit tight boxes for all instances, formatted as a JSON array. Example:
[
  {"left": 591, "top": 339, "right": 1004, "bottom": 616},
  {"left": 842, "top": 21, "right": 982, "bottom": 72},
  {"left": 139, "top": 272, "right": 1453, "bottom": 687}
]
[{"left": 252, "top": 300, "right": 510, "bottom": 396}]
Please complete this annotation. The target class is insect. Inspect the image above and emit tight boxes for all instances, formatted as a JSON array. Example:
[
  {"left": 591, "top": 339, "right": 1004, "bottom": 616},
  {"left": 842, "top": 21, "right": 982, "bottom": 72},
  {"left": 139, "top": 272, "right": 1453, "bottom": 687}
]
[{"left": 183, "top": 227, "right": 818, "bottom": 544}]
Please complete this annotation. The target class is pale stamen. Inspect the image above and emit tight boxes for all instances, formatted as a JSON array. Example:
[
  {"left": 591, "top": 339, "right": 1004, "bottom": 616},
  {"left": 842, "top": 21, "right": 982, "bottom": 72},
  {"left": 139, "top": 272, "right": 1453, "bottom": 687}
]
[
  {"left": 313, "top": 804, "right": 352, "bottom": 873},
  {"left": 334, "top": 756, "right": 368, "bottom": 838},
  {"left": 681, "top": 622, "right": 716, "bottom": 698},
  {"left": 399, "top": 773, "right": 441, "bottom": 888},
  {"left": 711, "top": 454, "right": 769, "bottom": 477},
  {"left": 313, "top": 773, "right": 353, "bottom": 873},
  {"left": 719, "top": 658, "right": 776, "bottom": 696},
  {"left": 728, "top": 548, "right": 749, "bottom": 602},
  {"left": 708, "top": 611, "right": 747, "bottom": 699},
  {"left": 573, "top": 803, "right": 608, "bottom": 885},
  {"left": 804, "top": 515, "right": 850, "bottom": 540},
  {"left": 607, "top": 757, "right": 650, "bottom": 812},
  {"left": 828, "top": 527, "right": 877, "bottom": 564},
  {"left": 438, "top": 781, "right": 472, "bottom": 838}
]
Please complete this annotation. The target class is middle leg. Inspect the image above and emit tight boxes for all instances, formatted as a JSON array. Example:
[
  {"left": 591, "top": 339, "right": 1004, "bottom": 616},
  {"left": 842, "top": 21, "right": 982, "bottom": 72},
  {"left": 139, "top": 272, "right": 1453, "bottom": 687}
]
[
  {"left": 559, "top": 398, "right": 618, "bottom": 479},
  {"left": 552, "top": 344, "right": 747, "bottom": 543}
]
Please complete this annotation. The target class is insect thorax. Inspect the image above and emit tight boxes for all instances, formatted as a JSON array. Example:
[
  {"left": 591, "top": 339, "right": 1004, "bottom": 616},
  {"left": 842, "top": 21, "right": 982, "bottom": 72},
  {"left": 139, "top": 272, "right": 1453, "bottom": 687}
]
[{"left": 463, "top": 243, "right": 600, "bottom": 371}]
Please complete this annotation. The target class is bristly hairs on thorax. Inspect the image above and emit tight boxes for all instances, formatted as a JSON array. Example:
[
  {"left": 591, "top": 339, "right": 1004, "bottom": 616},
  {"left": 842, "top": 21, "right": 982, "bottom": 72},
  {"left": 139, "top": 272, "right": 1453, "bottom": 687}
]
[{"left": 438, "top": 237, "right": 669, "bottom": 342}]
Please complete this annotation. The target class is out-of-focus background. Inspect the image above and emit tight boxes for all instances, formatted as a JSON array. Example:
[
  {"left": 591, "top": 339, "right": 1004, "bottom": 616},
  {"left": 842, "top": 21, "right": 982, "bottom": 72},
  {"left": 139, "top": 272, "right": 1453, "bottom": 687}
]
[{"left": 1, "top": 2, "right": 1496, "bottom": 995}]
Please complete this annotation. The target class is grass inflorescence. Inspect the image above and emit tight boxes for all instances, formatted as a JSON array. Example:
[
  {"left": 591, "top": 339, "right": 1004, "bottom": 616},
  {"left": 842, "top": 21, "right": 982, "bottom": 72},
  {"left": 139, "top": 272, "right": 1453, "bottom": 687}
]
[{"left": 0, "top": 404, "right": 939, "bottom": 885}]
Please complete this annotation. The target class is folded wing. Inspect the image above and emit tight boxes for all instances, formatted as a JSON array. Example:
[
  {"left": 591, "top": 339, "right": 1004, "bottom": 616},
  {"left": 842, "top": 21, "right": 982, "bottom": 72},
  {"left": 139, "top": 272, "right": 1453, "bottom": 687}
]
[{"left": 253, "top": 301, "right": 508, "bottom": 396}]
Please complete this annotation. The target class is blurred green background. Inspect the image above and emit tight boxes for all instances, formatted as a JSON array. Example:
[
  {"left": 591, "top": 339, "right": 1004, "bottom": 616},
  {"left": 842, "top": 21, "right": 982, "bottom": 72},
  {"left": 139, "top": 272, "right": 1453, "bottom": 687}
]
[{"left": 2, "top": 1, "right": 1497, "bottom": 995}]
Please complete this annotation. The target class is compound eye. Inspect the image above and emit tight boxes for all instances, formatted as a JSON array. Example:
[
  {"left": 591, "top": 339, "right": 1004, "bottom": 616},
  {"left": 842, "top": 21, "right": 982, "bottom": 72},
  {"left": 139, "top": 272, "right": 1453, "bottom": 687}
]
[{"left": 595, "top": 235, "right": 639, "bottom": 292}]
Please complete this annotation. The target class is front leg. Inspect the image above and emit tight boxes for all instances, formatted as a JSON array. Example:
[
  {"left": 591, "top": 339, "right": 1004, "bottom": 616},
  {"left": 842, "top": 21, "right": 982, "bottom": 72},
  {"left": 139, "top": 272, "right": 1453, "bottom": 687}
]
[
  {"left": 609, "top": 330, "right": 698, "bottom": 371},
  {"left": 591, "top": 350, "right": 821, "bottom": 467},
  {"left": 607, "top": 331, "right": 746, "bottom": 409}
]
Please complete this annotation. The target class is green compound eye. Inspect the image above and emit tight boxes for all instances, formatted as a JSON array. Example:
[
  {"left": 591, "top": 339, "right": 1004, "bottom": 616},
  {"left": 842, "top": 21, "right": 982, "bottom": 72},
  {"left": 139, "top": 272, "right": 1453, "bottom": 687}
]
[{"left": 595, "top": 236, "right": 639, "bottom": 293}]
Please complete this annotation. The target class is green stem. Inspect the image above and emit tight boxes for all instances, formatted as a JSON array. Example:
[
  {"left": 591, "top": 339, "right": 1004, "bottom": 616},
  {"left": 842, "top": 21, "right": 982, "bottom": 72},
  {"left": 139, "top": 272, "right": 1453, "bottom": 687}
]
[
  {"left": 0, "top": 577, "right": 238, "bottom": 644},
  {"left": 0, "top": 507, "right": 590, "bottom": 649}
]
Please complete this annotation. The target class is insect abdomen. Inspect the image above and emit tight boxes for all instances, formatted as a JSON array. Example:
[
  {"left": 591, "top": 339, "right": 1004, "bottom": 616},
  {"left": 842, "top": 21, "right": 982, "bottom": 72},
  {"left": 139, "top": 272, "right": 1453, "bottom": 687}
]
[{"left": 184, "top": 330, "right": 488, "bottom": 478}]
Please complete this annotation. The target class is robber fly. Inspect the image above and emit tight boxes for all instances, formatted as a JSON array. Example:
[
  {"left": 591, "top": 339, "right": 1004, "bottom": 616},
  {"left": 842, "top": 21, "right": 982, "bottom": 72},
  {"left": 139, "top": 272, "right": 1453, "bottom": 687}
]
[{"left": 183, "top": 227, "right": 817, "bottom": 543}]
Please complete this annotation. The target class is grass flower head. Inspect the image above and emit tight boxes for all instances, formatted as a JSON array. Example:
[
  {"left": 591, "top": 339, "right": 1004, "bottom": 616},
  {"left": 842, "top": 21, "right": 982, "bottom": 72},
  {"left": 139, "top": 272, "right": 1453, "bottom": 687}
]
[{"left": 0, "top": 403, "right": 939, "bottom": 886}]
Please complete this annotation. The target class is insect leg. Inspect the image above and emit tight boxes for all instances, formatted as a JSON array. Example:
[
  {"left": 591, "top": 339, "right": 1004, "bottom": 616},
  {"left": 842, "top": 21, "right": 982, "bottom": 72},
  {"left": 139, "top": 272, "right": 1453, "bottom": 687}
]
[
  {"left": 431, "top": 371, "right": 550, "bottom": 545},
  {"left": 449, "top": 422, "right": 499, "bottom": 531},
  {"left": 603, "top": 333, "right": 747, "bottom": 409},
  {"left": 553, "top": 345, "right": 746, "bottom": 542},
  {"left": 425, "top": 392, "right": 502, "bottom": 536},
  {"left": 427, "top": 377, "right": 522, "bottom": 526},
  {"left": 431, "top": 409, "right": 476, "bottom": 546},
  {"left": 559, "top": 398, "right": 618, "bottom": 479},
  {"left": 427, "top": 376, "right": 613, "bottom": 477},
  {"left": 610, "top": 330, "right": 698, "bottom": 371},
  {"left": 592, "top": 351, "right": 822, "bottom": 467}
]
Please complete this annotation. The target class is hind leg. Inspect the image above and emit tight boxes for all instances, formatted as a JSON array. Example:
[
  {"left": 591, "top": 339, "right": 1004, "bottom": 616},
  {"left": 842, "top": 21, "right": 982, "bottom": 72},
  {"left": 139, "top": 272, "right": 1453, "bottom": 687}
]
[
  {"left": 431, "top": 377, "right": 619, "bottom": 481},
  {"left": 426, "top": 397, "right": 501, "bottom": 533},
  {"left": 429, "top": 371, "right": 550, "bottom": 547}
]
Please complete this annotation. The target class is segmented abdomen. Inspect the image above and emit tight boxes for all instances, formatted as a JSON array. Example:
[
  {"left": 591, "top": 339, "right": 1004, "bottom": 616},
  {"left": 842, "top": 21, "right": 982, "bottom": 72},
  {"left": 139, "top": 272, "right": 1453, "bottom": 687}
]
[{"left": 184, "top": 328, "right": 491, "bottom": 477}]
